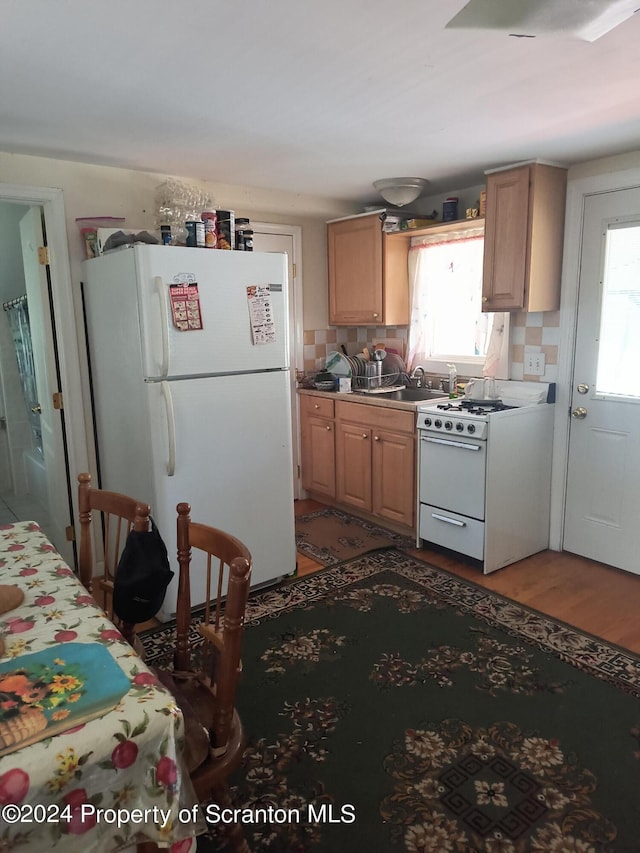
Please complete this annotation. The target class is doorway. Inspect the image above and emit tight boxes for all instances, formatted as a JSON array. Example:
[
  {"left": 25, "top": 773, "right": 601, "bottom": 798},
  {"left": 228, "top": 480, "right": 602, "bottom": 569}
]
[
  {"left": 252, "top": 222, "right": 304, "bottom": 499},
  {"left": 0, "top": 184, "right": 90, "bottom": 566},
  {"left": 562, "top": 186, "right": 640, "bottom": 572},
  {"left": 0, "top": 201, "right": 73, "bottom": 562}
]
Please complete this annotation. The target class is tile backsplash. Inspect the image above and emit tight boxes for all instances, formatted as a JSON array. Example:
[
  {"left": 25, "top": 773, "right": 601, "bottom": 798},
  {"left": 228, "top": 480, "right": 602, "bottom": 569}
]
[
  {"left": 511, "top": 310, "right": 560, "bottom": 384},
  {"left": 303, "top": 312, "right": 560, "bottom": 383},
  {"left": 303, "top": 327, "right": 408, "bottom": 375}
]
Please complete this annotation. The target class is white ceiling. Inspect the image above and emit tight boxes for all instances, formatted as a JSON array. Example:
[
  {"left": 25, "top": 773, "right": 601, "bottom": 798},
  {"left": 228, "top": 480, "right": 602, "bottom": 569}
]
[{"left": 2, "top": 0, "right": 639, "bottom": 208}]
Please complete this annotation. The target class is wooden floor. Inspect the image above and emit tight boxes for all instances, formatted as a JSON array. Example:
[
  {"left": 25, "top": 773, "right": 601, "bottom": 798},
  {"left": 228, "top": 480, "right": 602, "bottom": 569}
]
[{"left": 295, "top": 499, "right": 640, "bottom": 655}]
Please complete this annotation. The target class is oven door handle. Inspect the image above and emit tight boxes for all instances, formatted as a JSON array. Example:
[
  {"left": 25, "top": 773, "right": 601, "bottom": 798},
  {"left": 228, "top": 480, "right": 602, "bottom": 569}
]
[
  {"left": 421, "top": 436, "right": 482, "bottom": 451},
  {"left": 431, "top": 512, "right": 466, "bottom": 527}
]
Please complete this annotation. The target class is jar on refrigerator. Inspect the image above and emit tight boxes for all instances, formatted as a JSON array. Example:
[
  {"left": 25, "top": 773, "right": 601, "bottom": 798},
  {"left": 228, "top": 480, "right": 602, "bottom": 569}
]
[
  {"left": 216, "top": 210, "right": 235, "bottom": 249},
  {"left": 201, "top": 211, "right": 217, "bottom": 248},
  {"left": 234, "top": 218, "right": 251, "bottom": 251}
]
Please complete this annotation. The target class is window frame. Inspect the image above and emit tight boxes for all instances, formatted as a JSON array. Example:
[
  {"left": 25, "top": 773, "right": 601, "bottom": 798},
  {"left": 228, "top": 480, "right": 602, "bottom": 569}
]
[{"left": 407, "top": 222, "right": 488, "bottom": 374}]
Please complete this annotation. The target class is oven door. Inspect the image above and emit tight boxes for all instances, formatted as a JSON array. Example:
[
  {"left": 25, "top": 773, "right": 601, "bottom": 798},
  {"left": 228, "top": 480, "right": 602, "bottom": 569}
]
[{"left": 419, "top": 432, "right": 486, "bottom": 520}]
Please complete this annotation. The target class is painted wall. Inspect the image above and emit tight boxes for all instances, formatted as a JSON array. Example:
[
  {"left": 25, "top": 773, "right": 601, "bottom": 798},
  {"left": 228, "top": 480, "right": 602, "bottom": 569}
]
[
  {"left": 0, "top": 153, "right": 357, "bottom": 490},
  {"left": 417, "top": 153, "right": 640, "bottom": 383},
  {"left": 2, "top": 147, "right": 640, "bottom": 391},
  {"left": 0, "top": 151, "right": 356, "bottom": 331}
]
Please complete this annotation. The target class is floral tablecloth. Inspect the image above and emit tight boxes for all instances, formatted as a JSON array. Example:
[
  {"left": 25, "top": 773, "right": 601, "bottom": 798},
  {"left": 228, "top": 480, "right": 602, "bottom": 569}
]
[{"left": 0, "top": 521, "right": 205, "bottom": 852}]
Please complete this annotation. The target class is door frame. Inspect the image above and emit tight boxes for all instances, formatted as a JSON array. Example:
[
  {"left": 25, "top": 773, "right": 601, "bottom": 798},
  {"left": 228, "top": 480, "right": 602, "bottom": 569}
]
[
  {"left": 0, "top": 183, "right": 90, "bottom": 538},
  {"left": 252, "top": 221, "right": 304, "bottom": 498},
  {"left": 550, "top": 164, "right": 640, "bottom": 551}
]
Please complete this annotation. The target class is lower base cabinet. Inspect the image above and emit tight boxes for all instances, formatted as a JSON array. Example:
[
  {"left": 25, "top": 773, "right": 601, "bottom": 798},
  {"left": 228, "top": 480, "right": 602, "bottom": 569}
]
[
  {"left": 300, "top": 396, "right": 336, "bottom": 499},
  {"left": 372, "top": 428, "right": 415, "bottom": 527},
  {"left": 299, "top": 393, "right": 417, "bottom": 532},
  {"left": 335, "top": 421, "right": 372, "bottom": 511},
  {"left": 335, "top": 401, "right": 415, "bottom": 530}
]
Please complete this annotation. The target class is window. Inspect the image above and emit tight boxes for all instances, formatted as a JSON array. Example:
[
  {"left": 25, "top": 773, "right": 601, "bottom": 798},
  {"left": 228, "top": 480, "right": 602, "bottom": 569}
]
[
  {"left": 596, "top": 221, "right": 640, "bottom": 397},
  {"left": 407, "top": 225, "right": 509, "bottom": 377}
]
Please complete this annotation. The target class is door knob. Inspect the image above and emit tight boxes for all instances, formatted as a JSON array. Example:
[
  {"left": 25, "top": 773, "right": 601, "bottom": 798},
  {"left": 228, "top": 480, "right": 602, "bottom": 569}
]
[
  {"left": 31, "top": 404, "right": 42, "bottom": 414},
  {"left": 577, "top": 383, "right": 589, "bottom": 394},
  {"left": 571, "top": 407, "right": 587, "bottom": 419}
]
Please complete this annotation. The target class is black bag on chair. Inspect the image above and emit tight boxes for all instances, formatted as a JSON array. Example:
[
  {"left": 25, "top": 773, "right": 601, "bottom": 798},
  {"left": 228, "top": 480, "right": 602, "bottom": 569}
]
[{"left": 113, "top": 519, "right": 174, "bottom": 624}]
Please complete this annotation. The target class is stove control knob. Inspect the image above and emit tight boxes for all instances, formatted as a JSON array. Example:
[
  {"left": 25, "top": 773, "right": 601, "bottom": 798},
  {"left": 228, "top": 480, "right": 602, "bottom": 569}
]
[
  {"left": 444, "top": 420, "right": 453, "bottom": 430},
  {"left": 455, "top": 422, "right": 464, "bottom": 432},
  {"left": 467, "top": 423, "right": 476, "bottom": 434},
  {"left": 434, "top": 419, "right": 442, "bottom": 429},
  {"left": 424, "top": 417, "right": 432, "bottom": 427}
]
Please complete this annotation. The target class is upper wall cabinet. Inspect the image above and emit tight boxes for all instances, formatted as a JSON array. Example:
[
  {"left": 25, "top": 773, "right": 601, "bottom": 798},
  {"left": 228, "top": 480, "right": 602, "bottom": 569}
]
[
  {"left": 482, "top": 162, "right": 567, "bottom": 312},
  {"left": 327, "top": 212, "right": 409, "bottom": 326}
]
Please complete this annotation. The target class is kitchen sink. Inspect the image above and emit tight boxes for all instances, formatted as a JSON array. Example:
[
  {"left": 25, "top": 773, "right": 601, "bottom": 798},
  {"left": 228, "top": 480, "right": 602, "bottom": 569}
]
[{"left": 384, "top": 388, "right": 449, "bottom": 402}]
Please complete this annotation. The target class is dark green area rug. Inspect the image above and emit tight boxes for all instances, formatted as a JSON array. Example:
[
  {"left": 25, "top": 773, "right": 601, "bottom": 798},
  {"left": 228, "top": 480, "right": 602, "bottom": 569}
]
[{"left": 141, "top": 549, "right": 640, "bottom": 852}]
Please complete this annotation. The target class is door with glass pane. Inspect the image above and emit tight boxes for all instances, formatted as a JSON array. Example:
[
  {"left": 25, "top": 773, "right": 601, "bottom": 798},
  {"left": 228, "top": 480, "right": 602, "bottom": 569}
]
[{"left": 563, "top": 186, "right": 640, "bottom": 572}]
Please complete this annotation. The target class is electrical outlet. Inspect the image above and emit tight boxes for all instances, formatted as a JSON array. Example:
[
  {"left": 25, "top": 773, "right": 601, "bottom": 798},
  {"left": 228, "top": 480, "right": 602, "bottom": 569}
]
[{"left": 525, "top": 352, "right": 546, "bottom": 376}]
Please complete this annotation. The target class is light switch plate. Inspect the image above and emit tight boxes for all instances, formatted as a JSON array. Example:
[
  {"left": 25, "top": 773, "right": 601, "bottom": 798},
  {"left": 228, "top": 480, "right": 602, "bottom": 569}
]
[{"left": 525, "top": 352, "right": 546, "bottom": 376}]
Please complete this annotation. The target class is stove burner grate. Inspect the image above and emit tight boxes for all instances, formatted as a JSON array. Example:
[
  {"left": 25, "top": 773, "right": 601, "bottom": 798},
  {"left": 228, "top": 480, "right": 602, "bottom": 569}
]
[{"left": 435, "top": 399, "right": 516, "bottom": 415}]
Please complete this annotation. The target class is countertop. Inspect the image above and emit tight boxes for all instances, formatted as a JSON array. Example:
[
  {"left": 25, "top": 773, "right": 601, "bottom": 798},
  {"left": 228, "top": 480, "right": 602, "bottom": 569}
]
[{"left": 297, "top": 387, "right": 435, "bottom": 412}]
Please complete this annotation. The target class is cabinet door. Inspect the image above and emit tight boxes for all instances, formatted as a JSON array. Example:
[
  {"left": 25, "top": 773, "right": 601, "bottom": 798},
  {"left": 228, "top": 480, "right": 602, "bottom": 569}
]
[
  {"left": 372, "top": 429, "right": 415, "bottom": 528},
  {"left": 301, "top": 415, "right": 335, "bottom": 498},
  {"left": 336, "top": 421, "right": 372, "bottom": 511},
  {"left": 328, "top": 215, "right": 383, "bottom": 325},
  {"left": 482, "top": 166, "right": 530, "bottom": 311}
]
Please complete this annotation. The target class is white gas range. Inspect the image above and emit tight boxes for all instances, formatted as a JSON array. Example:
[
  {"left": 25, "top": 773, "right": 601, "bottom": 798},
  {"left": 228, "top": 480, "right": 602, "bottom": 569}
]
[{"left": 416, "top": 383, "right": 555, "bottom": 573}]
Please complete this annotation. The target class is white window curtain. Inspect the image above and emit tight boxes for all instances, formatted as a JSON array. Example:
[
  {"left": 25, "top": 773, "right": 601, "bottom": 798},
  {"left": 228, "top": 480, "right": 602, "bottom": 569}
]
[
  {"left": 482, "top": 312, "right": 510, "bottom": 379},
  {"left": 406, "top": 227, "right": 510, "bottom": 379}
]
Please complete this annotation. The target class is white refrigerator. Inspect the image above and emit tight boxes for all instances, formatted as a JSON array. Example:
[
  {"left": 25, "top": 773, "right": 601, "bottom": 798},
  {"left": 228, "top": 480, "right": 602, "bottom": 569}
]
[{"left": 82, "top": 243, "right": 296, "bottom": 620}]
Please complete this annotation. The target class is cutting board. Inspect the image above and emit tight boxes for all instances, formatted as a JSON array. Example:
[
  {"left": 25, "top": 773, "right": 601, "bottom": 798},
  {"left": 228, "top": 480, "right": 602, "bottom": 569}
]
[{"left": 374, "top": 337, "right": 406, "bottom": 358}]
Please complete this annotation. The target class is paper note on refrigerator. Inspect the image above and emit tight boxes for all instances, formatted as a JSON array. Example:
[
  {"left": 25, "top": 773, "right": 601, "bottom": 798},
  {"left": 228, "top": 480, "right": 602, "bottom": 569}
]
[
  {"left": 169, "top": 283, "right": 203, "bottom": 330},
  {"left": 247, "top": 284, "right": 276, "bottom": 345}
]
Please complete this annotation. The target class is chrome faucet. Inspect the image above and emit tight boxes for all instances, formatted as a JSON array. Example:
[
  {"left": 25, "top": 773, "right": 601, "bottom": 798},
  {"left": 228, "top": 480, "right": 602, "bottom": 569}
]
[{"left": 410, "top": 365, "right": 426, "bottom": 388}]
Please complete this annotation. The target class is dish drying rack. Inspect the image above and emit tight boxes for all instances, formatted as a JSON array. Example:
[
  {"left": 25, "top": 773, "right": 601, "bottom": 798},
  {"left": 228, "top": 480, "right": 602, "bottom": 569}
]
[{"left": 352, "top": 374, "right": 406, "bottom": 394}]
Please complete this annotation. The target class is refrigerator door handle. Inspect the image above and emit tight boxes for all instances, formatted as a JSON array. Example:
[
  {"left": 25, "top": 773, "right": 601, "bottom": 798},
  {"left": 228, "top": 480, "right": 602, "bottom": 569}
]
[
  {"left": 155, "top": 276, "right": 170, "bottom": 378},
  {"left": 161, "top": 381, "right": 176, "bottom": 476}
]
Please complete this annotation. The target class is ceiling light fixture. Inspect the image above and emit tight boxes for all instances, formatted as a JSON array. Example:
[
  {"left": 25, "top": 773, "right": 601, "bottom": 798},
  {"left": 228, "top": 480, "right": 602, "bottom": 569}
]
[
  {"left": 372, "top": 177, "right": 429, "bottom": 207},
  {"left": 445, "top": 0, "right": 639, "bottom": 41}
]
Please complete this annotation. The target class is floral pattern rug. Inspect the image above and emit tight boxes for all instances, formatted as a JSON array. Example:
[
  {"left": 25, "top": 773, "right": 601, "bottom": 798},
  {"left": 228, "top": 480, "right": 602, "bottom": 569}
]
[
  {"left": 294, "top": 507, "right": 414, "bottom": 566},
  {"left": 141, "top": 548, "right": 640, "bottom": 852}
]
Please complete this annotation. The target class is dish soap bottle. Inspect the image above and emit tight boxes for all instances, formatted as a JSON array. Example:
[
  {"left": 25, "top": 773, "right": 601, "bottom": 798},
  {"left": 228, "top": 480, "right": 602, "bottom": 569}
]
[{"left": 447, "top": 363, "right": 458, "bottom": 398}]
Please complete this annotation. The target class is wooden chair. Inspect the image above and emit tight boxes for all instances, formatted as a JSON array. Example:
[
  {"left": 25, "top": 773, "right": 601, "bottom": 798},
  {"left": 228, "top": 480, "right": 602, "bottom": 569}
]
[
  {"left": 156, "top": 501, "right": 252, "bottom": 853},
  {"left": 77, "top": 472, "right": 151, "bottom": 650}
]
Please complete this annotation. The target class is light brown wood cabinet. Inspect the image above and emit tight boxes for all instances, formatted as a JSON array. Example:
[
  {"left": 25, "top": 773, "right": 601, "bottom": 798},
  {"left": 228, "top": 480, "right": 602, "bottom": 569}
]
[
  {"left": 299, "top": 392, "right": 417, "bottom": 532},
  {"left": 335, "top": 401, "right": 415, "bottom": 530},
  {"left": 327, "top": 212, "right": 409, "bottom": 326},
  {"left": 300, "top": 395, "right": 335, "bottom": 499},
  {"left": 482, "top": 162, "right": 567, "bottom": 312}
]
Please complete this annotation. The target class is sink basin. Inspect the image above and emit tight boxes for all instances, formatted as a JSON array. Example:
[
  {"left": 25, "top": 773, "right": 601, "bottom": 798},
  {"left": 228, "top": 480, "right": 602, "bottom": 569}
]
[{"left": 384, "top": 388, "right": 449, "bottom": 402}]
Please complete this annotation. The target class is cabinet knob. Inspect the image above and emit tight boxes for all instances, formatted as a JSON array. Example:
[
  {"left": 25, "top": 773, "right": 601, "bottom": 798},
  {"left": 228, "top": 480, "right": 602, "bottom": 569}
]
[
  {"left": 374, "top": 435, "right": 380, "bottom": 441},
  {"left": 362, "top": 433, "right": 368, "bottom": 439},
  {"left": 482, "top": 296, "right": 488, "bottom": 303},
  {"left": 314, "top": 403, "right": 320, "bottom": 408},
  {"left": 326, "top": 425, "right": 331, "bottom": 431},
  {"left": 372, "top": 313, "right": 379, "bottom": 318}
]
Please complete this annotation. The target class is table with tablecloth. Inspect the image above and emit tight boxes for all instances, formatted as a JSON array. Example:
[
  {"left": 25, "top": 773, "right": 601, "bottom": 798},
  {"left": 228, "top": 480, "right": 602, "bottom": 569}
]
[{"left": 0, "top": 521, "right": 205, "bottom": 852}]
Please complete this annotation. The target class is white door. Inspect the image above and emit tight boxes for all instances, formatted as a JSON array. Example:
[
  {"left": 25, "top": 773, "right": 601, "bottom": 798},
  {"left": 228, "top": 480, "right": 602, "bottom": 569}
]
[
  {"left": 563, "top": 186, "right": 640, "bottom": 572},
  {"left": 252, "top": 227, "right": 303, "bottom": 499},
  {"left": 19, "top": 207, "right": 74, "bottom": 564}
]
